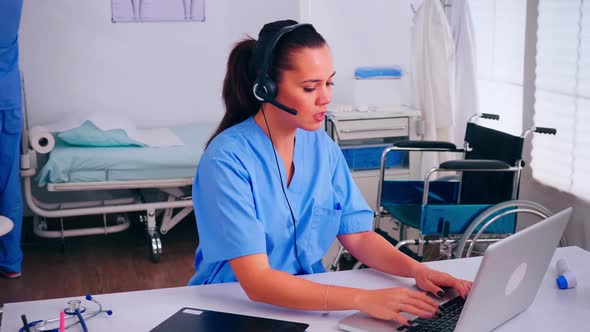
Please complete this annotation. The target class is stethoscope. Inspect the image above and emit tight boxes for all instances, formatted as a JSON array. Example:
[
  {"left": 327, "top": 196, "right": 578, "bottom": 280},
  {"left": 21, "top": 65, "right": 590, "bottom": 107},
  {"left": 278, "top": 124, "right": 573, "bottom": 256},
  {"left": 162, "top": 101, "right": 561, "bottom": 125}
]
[{"left": 20, "top": 295, "right": 112, "bottom": 332}]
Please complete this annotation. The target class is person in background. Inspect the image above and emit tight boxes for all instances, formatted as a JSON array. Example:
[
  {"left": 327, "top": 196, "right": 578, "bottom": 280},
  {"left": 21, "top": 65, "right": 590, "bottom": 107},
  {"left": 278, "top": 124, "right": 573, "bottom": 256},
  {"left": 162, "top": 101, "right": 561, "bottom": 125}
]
[
  {"left": 189, "top": 19, "right": 471, "bottom": 325},
  {"left": 0, "top": 0, "right": 24, "bottom": 279}
]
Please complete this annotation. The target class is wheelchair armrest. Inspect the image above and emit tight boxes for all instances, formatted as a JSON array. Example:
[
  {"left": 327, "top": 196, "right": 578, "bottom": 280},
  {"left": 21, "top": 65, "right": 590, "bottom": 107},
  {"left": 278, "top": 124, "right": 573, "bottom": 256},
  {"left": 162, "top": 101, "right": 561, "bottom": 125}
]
[
  {"left": 439, "top": 159, "right": 511, "bottom": 170},
  {"left": 393, "top": 140, "right": 463, "bottom": 152}
]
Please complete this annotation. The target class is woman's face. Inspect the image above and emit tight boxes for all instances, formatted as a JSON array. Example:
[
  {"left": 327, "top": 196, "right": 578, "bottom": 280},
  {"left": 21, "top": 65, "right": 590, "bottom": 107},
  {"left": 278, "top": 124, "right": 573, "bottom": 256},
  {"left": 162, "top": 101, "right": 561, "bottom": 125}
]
[{"left": 276, "top": 45, "right": 334, "bottom": 131}]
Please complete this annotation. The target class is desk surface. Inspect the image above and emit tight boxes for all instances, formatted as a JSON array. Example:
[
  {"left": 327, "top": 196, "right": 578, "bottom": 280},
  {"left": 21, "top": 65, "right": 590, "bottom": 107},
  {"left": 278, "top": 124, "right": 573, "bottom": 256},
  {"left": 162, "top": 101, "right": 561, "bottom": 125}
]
[{"left": 2, "top": 246, "right": 589, "bottom": 332}]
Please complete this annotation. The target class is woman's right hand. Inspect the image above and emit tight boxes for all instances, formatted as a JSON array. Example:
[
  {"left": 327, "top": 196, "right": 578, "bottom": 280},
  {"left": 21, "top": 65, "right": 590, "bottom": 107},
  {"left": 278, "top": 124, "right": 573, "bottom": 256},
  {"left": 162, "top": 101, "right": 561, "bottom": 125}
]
[{"left": 353, "top": 288, "right": 441, "bottom": 325}]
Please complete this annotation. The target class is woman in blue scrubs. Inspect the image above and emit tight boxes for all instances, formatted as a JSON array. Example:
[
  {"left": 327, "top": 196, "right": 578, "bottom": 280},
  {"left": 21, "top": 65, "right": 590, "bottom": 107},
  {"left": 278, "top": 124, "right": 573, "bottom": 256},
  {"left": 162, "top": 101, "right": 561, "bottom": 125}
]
[{"left": 189, "top": 20, "right": 471, "bottom": 325}]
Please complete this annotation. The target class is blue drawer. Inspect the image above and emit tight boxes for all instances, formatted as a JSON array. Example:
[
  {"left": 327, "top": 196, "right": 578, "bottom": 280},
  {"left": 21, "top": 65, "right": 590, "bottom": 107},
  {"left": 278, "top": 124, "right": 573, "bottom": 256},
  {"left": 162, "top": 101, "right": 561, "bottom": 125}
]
[{"left": 341, "top": 146, "right": 403, "bottom": 170}]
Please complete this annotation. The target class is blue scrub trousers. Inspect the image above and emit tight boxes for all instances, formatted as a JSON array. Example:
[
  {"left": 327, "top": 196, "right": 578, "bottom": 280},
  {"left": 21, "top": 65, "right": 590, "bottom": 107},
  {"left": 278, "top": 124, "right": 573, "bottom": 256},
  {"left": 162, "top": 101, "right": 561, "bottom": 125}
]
[
  {"left": 0, "top": 109, "right": 23, "bottom": 273},
  {"left": 0, "top": 0, "right": 24, "bottom": 274}
]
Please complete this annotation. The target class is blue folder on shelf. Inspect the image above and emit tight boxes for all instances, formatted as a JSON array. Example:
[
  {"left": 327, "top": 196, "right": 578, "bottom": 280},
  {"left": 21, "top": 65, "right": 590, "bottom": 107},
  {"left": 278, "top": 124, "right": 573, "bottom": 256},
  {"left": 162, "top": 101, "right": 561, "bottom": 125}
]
[{"left": 354, "top": 66, "right": 403, "bottom": 79}]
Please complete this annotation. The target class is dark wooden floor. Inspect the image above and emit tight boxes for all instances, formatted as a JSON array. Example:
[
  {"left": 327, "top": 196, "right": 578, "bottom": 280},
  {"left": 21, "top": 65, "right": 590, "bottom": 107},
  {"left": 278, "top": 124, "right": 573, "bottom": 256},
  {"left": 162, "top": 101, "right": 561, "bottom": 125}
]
[{"left": 0, "top": 214, "right": 198, "bottom": 305}]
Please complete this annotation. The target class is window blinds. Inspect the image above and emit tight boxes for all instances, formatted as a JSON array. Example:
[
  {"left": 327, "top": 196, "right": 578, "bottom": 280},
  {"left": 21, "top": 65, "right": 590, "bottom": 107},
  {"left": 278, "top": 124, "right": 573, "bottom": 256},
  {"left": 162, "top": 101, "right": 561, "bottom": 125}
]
[{"left": 532, "top": 0, "right": 590, "bottom": 200}]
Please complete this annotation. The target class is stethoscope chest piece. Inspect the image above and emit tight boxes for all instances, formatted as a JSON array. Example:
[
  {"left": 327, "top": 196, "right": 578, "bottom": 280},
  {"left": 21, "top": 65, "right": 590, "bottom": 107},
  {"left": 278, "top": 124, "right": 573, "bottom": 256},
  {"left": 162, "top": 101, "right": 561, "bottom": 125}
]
[{"left": 64, "top": 300, "right": 86, "bottom": 315}]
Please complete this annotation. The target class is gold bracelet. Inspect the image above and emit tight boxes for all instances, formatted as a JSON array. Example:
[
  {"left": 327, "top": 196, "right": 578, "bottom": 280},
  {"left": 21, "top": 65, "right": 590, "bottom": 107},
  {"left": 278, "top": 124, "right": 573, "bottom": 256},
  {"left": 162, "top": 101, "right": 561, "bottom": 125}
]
[{"left": 322, "top": 285, "right": 330, "bottom": 317}]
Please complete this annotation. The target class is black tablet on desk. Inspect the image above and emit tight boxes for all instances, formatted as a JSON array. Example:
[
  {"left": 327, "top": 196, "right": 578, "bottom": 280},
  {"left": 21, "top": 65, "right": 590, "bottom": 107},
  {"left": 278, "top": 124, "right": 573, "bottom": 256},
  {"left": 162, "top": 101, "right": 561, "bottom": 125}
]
[{"left": 150, "top": 307, "right": 310, "bottom": 332}]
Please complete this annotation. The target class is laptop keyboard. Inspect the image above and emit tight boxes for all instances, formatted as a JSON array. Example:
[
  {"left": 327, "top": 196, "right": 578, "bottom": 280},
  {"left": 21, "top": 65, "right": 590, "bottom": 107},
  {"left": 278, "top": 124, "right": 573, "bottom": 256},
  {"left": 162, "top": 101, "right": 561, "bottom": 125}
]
[{"left": 397, "top": 296, "right": 465, "bottom": 332}]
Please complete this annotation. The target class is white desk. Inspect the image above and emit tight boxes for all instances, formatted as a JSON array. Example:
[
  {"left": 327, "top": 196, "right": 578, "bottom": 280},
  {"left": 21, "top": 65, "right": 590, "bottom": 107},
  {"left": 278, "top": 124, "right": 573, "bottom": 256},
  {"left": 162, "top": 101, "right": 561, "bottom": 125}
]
[{"left": 2, "top": 246, "right": 588, "bottom": 331}]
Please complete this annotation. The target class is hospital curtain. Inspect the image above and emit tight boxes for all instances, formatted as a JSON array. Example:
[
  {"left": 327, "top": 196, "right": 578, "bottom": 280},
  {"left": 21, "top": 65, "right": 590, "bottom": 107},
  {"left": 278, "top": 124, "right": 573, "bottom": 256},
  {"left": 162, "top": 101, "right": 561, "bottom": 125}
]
[{"left": 531, "top": 0, "right": 590, "bottom": 201}]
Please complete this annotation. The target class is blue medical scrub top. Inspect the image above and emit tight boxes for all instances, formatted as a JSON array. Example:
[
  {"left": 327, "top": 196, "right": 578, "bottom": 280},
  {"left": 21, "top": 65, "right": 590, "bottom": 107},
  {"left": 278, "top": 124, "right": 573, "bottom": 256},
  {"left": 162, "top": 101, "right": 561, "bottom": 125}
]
[
  {"left": 188, "top": 117, "right": 373, "bottom": 285},
  {"left": 0, "top": 0, "right": 23, "bottom": 110}
]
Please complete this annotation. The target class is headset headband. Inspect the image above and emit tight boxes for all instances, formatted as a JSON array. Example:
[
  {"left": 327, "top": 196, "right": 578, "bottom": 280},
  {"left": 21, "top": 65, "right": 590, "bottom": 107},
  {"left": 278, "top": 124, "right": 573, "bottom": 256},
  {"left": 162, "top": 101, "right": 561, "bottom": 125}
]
[{"left": 256, "top": 23, "right": 314, "bottom": 84}]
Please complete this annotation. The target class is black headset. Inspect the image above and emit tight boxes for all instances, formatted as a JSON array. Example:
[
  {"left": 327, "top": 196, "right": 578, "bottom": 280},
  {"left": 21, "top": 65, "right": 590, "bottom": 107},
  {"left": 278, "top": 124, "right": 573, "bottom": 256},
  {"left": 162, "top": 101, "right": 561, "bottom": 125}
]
[{"left": 252, "top": 23, "right": 314, "bottom": 116}]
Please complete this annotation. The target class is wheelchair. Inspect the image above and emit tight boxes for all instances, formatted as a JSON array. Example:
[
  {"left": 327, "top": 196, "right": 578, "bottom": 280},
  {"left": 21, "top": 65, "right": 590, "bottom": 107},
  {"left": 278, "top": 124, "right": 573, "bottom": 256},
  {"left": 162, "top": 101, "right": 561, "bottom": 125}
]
[{"left": 329, "top": 113, "right": 563, "bottom": 270}]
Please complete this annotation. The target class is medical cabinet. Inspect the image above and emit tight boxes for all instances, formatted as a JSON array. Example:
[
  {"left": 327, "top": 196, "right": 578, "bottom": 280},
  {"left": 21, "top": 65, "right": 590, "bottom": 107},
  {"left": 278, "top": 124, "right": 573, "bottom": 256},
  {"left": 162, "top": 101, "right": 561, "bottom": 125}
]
[{"left": 325, "top": 104, "right": 423, "bottom": 209}]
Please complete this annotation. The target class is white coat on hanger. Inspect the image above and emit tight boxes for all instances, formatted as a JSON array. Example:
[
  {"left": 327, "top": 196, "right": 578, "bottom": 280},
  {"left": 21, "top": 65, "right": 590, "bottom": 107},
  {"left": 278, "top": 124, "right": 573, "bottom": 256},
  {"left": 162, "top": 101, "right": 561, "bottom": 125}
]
[
  {"left": 410, "top": 0, "right": 456, "bottom": 176},
  {"left": 447, "top": 0, "right": 479, "bottom": 146}
]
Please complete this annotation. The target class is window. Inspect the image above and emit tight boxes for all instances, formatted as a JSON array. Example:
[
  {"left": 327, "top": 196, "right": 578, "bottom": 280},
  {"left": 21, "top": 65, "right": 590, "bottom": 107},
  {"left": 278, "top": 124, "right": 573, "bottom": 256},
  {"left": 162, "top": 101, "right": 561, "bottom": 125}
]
[
  {"left": 470, "top": 0, "right": 527, "bottom": 136},
  {"left": 532, "top": 0, "right": 590, "bottom": 200}
]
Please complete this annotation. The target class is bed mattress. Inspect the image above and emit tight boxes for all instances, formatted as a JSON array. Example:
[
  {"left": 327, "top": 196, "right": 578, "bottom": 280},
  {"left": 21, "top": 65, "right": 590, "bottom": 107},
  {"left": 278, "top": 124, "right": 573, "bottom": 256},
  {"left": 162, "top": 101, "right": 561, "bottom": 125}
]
[{"left": 36, "top": 122, "right": 216, "bottom": 186}]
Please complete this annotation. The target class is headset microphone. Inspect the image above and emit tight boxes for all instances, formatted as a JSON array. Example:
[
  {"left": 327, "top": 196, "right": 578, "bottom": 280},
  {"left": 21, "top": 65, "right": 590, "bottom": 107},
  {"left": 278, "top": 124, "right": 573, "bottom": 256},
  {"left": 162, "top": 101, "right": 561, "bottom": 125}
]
[
  {"left": 266, "top": 98, "right": 298, "bottom": 116},
  {"left": 252, "top": 82, "right": 298, "bottom": 115}
]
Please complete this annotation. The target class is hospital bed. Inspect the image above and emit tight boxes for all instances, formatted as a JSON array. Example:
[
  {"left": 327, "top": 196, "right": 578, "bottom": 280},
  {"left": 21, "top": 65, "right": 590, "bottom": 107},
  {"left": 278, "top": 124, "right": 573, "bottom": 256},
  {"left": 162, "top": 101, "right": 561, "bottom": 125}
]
[{"left": 20, "top": 108, "right": 214, "bottom": 263}]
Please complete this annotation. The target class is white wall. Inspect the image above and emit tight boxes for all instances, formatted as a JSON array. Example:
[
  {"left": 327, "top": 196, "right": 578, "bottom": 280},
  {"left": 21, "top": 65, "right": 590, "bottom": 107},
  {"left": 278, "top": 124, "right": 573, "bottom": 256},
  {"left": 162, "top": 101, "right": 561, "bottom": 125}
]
[
  {"left": 18, "top": 0, "right": 299, "bottom": 128},
  {"left": 18, "top": 0, "right": 414, "bottom": 126},
  {"left": 304, "top": 0, "right": 416, "bottom": 106}
]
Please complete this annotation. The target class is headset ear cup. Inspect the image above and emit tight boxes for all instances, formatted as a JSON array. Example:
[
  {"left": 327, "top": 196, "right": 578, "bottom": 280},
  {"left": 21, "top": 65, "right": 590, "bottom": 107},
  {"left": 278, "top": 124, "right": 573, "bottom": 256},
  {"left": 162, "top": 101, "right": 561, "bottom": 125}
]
[
  {"left": 262, "top": 78, "right": 278, "bottom": 100},
  {"left": 253, "top": 77, "right": 277, "bottom": 102},
  {"left": 253, "top": 80, "right": 265, "bottom": 101}
]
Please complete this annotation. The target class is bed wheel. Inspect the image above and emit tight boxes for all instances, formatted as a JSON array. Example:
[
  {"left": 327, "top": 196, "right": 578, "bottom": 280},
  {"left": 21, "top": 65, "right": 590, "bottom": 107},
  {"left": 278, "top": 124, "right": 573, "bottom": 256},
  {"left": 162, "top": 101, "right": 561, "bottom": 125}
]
[
  {"left": 148, "top": 232, "right": 162, "bottom": 263},
  {"left": 150, "top": 249, "right": 161, "bottom": 263}
]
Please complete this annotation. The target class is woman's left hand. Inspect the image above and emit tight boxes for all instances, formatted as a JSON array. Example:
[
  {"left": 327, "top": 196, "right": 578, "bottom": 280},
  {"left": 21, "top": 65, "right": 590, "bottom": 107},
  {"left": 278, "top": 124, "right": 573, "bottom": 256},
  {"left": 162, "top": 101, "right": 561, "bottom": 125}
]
[{"left": 413, "top": 265, "right": 472, "bottom": 299}]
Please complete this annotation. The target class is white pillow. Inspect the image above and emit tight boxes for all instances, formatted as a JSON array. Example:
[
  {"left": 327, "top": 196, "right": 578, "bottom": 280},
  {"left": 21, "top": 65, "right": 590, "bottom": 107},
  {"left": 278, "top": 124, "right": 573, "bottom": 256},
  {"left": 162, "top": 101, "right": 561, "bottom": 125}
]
[{"left": 44, "top": 112, "right": 144, "bottom": 144}]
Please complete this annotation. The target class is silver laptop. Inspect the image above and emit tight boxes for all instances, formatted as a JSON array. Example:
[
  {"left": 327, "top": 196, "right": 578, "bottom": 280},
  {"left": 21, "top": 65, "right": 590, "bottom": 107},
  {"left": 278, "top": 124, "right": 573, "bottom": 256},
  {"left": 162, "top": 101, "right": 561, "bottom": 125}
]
[{"left": 339, "top": 207, "right": 572, "bottom": 332}]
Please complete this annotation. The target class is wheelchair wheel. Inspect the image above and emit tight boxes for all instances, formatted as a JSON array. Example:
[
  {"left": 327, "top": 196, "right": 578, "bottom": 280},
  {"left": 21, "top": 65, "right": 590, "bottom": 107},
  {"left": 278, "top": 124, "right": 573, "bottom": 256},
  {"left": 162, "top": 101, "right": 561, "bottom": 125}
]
[{"left": 455, "top": 200, "right": 552, "bottom": 258}]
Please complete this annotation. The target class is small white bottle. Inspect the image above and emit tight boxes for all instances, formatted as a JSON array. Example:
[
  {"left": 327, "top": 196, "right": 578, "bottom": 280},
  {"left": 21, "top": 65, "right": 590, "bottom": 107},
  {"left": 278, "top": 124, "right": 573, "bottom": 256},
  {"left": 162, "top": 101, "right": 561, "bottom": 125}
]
[{"left": 555, "top": 258, "right": 577, "bottom": 289}]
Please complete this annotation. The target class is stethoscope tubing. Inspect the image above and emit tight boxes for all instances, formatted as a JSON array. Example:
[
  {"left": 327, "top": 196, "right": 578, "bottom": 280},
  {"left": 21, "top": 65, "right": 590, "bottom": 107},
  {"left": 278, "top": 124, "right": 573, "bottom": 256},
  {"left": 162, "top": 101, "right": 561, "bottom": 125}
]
[{"left": 20, "top": 296, "right": 111, "bottom": 332}]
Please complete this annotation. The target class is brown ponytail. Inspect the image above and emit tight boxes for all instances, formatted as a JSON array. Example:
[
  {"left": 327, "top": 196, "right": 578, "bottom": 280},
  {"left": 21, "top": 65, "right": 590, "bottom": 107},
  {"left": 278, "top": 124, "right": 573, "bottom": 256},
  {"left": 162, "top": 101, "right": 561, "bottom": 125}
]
[{"left": 206, "top": 37, "right": 260, "bottom": 147}]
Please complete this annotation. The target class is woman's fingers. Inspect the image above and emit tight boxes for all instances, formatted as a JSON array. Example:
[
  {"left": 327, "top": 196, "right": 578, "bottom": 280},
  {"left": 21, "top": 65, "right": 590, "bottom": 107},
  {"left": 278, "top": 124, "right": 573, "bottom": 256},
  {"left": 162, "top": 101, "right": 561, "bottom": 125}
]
[
  {"left": 450, "top": 279, "right": 465, "bottom": 298},
  {"left": 396, "top": 303, "right": 437, "bottom": 320},
  {"left": 420, "top": 279, "right": 445, "bottom": 299},
  {"left": 456, "top": 281, "right": 467, "bottom": 298},
  {"left": 419, "top": 267, "right": 473, "bottom": 299},
  {"left": 359, "top": 288, "right": 449, "bottom": 324},
  {"left": 456, "top": 280, "right": 473, "bottom": 298},
  {"left": 400, "top": 296, "right": 439, "bottom": 317},
  {"left": 405, "top": 288, "right": 440, "bottom": 309},
  {"left": 391, "top": 312, "right": 411, "bottom": 326}
]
